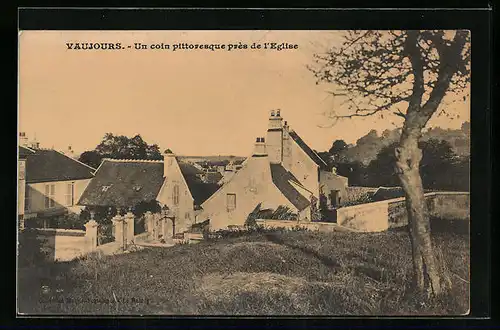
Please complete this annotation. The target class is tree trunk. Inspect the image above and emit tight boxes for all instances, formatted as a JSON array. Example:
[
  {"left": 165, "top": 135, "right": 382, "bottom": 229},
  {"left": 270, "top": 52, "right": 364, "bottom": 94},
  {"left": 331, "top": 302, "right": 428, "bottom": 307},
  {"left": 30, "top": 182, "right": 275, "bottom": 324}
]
[{"left": 395, "top": 128, "right": 444, "bottom": 296}]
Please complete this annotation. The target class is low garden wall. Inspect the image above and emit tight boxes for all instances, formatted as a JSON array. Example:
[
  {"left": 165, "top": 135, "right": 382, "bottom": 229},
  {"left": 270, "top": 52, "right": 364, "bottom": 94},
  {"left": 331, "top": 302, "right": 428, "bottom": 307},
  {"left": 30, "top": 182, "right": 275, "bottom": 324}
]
[
  {"left": 339, "top": 191, "right": 470, "bottom": 232},
  {"left": 255, "top": 219, "right": 356, "bottom": 233},
  {"left": 18, "top": 222, "right": 98, "bottom": 264}
]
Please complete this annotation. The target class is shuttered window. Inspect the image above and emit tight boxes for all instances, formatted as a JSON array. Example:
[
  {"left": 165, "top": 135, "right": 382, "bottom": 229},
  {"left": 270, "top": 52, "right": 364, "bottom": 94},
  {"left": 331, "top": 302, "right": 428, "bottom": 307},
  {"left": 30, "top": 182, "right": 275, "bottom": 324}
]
[
  {"left": 226, "top": 193, "right": 236, "bottom": 211},
  {"left": 173, "top": 185, "right": 180, "bottom": 206},
  {"left": 44, "top": 184, "right": 56, "bottom": 208},
  {"left": 65, "top": 182, "right": 74, "bottom": 206}
]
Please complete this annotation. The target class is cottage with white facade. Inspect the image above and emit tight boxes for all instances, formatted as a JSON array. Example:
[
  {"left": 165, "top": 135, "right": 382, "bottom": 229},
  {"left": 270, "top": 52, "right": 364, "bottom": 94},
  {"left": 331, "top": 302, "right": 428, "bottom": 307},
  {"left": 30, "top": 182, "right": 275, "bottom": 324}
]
[{"left": 198, "top": 110, "right": 349, "bottom": 230}]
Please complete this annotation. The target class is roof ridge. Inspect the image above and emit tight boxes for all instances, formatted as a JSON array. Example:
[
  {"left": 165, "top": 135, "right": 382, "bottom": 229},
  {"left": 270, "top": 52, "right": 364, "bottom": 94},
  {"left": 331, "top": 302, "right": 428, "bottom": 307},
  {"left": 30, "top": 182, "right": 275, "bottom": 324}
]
[
  {"left": 54, "top": 149, "right": 97, "bottom": 171},
  {"left": 102, "top": 158, "right": 164, "bottom": 163}
]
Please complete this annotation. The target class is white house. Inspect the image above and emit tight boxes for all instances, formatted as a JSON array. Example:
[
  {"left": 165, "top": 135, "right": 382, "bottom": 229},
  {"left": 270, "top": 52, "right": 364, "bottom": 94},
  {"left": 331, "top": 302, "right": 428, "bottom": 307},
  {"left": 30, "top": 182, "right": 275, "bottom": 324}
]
[
  {"left": 197, "top": 110, "right": 349, "bottom": 230},
  {"left": 22, "top": 146, "right": 96, "bottom": 221}
]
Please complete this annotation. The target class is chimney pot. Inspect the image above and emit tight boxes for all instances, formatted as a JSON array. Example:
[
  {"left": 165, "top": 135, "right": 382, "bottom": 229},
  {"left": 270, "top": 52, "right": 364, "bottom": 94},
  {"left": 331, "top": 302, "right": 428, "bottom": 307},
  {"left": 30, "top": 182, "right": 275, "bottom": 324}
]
[
  {"left": 261, "top": 137, "right": 265, "bottom": 142},
  {"left": 256, "top": 137, "right": 260, "bottom": 143},
  {"left": 270, "top": 110, "right": 275, "bottom": 117},
  {"left": 276, "top": 109, "right": 281, "bottom": 117}
]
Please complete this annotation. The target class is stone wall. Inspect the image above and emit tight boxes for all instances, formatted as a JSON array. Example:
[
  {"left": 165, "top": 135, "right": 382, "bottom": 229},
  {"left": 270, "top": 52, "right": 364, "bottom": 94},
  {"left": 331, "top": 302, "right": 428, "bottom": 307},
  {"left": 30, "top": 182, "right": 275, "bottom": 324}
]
[
  {"left": 255, "top": 219, "right": 355, "bottom": 232},
  {"left": 337, "top": 200, "right": 390, "bottom": 232},
  {"left": 337, "top": 191, "right": 470, "bottom": 231},
  {"left": 18, "top": 223, "right": 98, "bottom": 263}
]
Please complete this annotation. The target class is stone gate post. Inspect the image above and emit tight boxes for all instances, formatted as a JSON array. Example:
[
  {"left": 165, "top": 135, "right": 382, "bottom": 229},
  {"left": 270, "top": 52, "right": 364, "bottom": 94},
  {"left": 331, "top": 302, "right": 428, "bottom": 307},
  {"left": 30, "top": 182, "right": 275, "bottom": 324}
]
[
  {"left": 124, "top": 211, "right": 135, "bottom": 248},
  {"left": 84, "top": 219, "right": 99, "bottom": 252},
  {"left": 112, "top": 214, "right": 125, "bottom": 250}
]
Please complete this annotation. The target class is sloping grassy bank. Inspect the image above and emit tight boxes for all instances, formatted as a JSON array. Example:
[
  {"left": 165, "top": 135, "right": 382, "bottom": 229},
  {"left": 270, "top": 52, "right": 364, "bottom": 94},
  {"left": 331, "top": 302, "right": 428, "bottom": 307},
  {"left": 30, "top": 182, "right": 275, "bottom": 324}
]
[{"left": 18, "top": 228, "right": 469, "bottom": 315}]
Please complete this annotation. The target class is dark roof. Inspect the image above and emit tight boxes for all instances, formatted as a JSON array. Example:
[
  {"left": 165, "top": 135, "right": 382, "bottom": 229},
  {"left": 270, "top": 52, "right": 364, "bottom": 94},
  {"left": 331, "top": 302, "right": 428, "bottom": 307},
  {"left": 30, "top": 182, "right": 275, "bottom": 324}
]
[
  {"left": 270, "top": 164, "right": 311, "bottom": 211},
  {"left": 19, "top": 146, "right": 35, "bottom": 159},
  {"left": 25, "top": 149, "right": 95, "bottom": 183},
  {"left": 203, "top": 172, "right": 223, "bottom": 184},
  {"left": 288, "top": 130, "right": 330, "bottom": 170},
  {"left": 78, "top": 159, "right": 164, "bottom": 208},
  {"left": 178, "top": 162, "right": 221, "bottom": 206},
  {"left": 372, "top": 186, "right": 405, "bottom": 201}
]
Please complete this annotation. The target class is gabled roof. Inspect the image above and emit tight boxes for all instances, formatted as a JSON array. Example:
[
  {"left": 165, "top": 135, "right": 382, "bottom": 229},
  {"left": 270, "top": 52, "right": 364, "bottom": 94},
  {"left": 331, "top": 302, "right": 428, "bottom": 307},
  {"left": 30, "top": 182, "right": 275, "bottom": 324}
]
[
  {"left": 178, "top": 161, "right": 221, "bottom": 206},
  {"left": 24, "top": 148, "right": 95, "bottom": 183},
  {"left": 288, "top": 130, "right": 330, "bottom": 170},
  {"left": 78, "top": 159, "right": 164, "bottom": 208},
  {"left": 270, "top": 164, "right": 311, "bottom": 211}
]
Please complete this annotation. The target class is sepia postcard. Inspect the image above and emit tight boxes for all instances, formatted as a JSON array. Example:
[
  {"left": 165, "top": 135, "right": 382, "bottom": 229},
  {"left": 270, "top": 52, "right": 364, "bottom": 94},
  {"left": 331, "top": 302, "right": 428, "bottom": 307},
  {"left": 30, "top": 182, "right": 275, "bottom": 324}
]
[{"left": 17, "top": 29, "right": 471, "bottom": 316}]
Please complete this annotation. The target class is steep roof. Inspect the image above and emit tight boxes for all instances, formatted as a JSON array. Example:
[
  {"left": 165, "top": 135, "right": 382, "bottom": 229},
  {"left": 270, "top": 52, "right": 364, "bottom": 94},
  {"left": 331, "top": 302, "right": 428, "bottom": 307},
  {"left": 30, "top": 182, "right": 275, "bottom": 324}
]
[
  {"left": 289, "top": 130, "right": 330, "bottom": 170},
  {"left": 24, "top": 148, "right": 95, "bottom": 183},
  {"left": 78, "top": 159, "right": 164, "bottom": 208},
  {"left": 270, "top": 164, "right": 311, "bottom": 211},
  {"left": 19, "top": 146, "right": 35, "bottom": 159},
  {"left": 178, "top": 161, "right": 221, "bottom": 206}
]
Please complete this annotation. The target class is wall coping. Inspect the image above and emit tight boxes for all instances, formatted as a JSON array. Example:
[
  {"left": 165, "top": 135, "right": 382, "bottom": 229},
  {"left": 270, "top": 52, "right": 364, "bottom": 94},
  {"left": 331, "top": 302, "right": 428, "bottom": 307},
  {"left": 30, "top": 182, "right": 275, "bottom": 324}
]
[
  {"left": 342, "top": 191, "right": 470, "bottom": 210},
  {"left": 27, "top": 228, "right": 86, "bottom": 236}
]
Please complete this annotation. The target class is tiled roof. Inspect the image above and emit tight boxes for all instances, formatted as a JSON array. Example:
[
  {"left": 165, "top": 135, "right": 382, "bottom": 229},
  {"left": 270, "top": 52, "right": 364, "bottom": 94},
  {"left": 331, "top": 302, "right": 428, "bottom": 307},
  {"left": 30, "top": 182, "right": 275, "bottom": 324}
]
[
  {"left": 19, "top": 146, "right": 35, "bottom": 159},
  {"left": 78, "top": 159, "right": 164, "bottom": 208},
  {"left": 289, "top": 130, "right": 330, "bottom": 170},
  {"left": 270, "top": 164, "right": 311, "bottom": 211},
  {"left": 24, "top": 148, "right": 95, "bottom": 183},
  {"left": 178, "top": 161, "right": 221, "bottom": 206}
]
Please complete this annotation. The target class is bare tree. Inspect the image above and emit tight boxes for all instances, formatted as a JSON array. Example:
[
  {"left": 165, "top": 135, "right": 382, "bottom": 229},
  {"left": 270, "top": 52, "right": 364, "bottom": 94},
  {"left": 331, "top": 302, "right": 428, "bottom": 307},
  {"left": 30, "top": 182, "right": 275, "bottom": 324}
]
[{"left": 310, "top": 30, "right": 470, "bottom": 296}]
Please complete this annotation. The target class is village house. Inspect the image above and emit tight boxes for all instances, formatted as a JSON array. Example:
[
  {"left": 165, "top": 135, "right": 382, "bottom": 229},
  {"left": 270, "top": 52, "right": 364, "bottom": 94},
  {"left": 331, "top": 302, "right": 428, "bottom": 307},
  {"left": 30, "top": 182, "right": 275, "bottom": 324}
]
[
  {"left": 77, "top": 150, "right": 220, "bottom": 237},
  {"left": 18, "top": 143, "right": 35, "bottom": 229},
  {"left": 19, "top": 136, "right": 96, "bottom": 223},
  {"left": 198, "top": 110, "right": 349, "bottom": 230}
]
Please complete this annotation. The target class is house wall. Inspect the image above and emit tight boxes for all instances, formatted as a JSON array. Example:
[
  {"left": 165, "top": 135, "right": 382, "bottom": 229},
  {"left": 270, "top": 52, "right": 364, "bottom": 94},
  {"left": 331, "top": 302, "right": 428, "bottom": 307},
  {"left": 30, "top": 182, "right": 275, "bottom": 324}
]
[
  {"left": 319, "top": 171, "right": 348, "bottom": 207},
  {"left": 199, "top": 155, "right": 300, "bottom": 231},
  {"left": 284, "top": 137, "right": 320, "bottom": 198},
  {"left": 18, "top": 159, "right": 26, "bottom": 217},
  {"left": 156, "top": 156, "right": 195, "bottom": 234},
  {"left": 25, "top": 178, "right": 91, "bottom": 217}
]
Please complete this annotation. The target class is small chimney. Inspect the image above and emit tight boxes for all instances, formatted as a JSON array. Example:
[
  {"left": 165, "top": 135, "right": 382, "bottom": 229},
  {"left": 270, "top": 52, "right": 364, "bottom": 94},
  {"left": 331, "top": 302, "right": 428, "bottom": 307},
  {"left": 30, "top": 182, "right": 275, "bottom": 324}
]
[
  {"left": 19, "top": 132, "right": 28, "bottom": 147},
  {"left": 270, "top": 110, "right": 275, "bottom": 117},
  {"left": 253, "top": 137, "right": 267, "bottom": 157},
  {"left": 276, "top": 109, "right": 281, "bottom": 117}
]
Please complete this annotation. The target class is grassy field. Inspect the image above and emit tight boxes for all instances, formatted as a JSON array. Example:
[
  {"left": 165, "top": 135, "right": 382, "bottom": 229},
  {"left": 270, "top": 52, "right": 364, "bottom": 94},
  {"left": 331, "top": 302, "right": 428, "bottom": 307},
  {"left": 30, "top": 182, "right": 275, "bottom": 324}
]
[{"left": 18, "top": 222, "right": 469, "bottom": 315}]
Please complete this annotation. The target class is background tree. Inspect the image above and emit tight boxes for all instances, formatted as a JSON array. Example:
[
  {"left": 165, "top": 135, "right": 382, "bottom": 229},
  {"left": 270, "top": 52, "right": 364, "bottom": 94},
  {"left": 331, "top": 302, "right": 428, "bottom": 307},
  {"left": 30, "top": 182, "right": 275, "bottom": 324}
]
[
  {"left": 78, "top": 133, "right": 163, "bottom": 168},
  {"left": 310, "top": 30, "right": 470, "bottom": 296},
  {"left": 329, "top": 139, "right": 348, "bottom": 160}
]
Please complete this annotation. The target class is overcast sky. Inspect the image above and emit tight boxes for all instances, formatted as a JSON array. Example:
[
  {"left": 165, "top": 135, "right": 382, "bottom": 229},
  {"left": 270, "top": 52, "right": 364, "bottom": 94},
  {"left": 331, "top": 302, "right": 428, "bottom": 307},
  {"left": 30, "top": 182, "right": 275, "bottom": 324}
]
[{"left": 19, "top": 30, "right": 470, "bottom": 156}]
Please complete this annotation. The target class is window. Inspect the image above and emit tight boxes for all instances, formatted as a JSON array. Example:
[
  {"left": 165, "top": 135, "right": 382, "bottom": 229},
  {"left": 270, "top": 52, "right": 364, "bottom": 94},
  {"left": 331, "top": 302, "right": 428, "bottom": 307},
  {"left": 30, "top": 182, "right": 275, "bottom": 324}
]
[
  {"left": 226, "top": 193, "right": 236, "bottom": 211},
  {"left": 185, "top": 212, "right": 191, "bottom": 220},
  {"left": 65, "top": 182, "right": 74, "bottom": 206},
  {"left": 173, "top": 185, "right": 180, "bottom": 205},
  {"left": 44, "top": 184, "right": 56, "bottom": 209}
]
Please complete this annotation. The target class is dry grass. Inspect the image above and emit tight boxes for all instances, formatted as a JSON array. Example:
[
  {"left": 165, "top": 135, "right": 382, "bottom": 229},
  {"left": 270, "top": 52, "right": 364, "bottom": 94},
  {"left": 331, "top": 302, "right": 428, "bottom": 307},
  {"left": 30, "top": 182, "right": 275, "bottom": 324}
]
[{"left": 17, "top": 226, "right": 469, "bottom": 316}]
